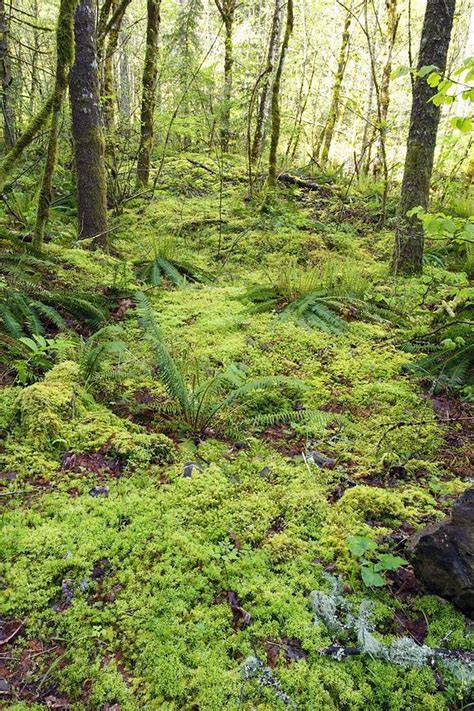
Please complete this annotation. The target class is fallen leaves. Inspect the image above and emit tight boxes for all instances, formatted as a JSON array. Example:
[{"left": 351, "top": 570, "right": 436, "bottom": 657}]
[
  {"left": 265, "top": 637, "right": 308, "bottom": 667},
  {"left": 0, "top": 620, "right": 24, "bottom": 646},
  {"left": 222, "top": 591, "right": 251, "bottom": 629}
]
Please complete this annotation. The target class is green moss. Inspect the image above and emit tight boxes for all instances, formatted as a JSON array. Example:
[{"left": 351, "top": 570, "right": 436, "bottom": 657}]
[
  {"left": 1, "top": 155, "right": 471, "bottom": 709},
  {"left": 337, "top": 485, "right": 436, "bottom": 525}
]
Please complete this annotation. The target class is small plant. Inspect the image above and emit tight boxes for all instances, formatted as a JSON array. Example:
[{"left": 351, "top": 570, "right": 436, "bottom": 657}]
[
  {"left": 77, "top": 325, "right": 127, "bottom": 386},
  {"left": 347, "top": 535, "right": 407, "bottom": 587},
  {"left": 135, "top": 292, "right": 307, "bottom": 435},
  {"left": 242, "top": 259, "right": 400, "bottom": 334},
  {"left": 0, "top": 245, "right": 109, "bottom": 360},
  {"left": 135, "top": 238, "right": 208, "bottom": 287},
  {"left": 12, "top": 334, "right": 55, "bottom": 384}
]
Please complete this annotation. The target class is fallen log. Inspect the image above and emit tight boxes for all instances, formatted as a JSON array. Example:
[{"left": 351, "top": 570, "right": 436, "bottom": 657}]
[{"left": 277, "top": 172, "right": 330, "bottom": 192}]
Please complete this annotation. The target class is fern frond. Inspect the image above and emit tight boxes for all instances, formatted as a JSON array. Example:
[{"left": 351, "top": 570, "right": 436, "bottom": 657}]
[
  {"left": 135, "top": 292, "right": 191, "bottom": 412},
  {"left": 251, "top": 408, "right": 333, "bottom": 428}
]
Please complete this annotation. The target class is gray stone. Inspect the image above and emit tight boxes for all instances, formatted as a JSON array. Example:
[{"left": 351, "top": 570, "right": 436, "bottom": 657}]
[
  {"left": 183, "top": 461, "right": 203, "bottom": 478},
  {"left": 307, "top": 450, "right": 336, "bottom": 469},
  {"left": 408, "top": 487, "right": 474, "bottom": 616}
]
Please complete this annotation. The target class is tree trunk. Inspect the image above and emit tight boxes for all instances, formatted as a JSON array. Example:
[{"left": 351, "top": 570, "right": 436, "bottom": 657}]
[
  {"left": 33, "top": 0, "right": 78, "bottom": 251},
  {"left": 118, "top": 23, "right": 131, "bottom": 132},
  {"left": 250, "top": 0, "right": 284, "bottom": 163},
  {"left": 393, "top": 0, "right": 456, "bottom": 275},
  {"left": 268, "top": 0, "right": 293, "bottom": 186},
  {"left": 318, "top": 6, "right": 351, "bottom": 165},
  {"left": 214, "top": 1, "right": 236, "bottom": 152},
  {"left": 136, "top": 0, "right": 161, "bottom": 187},
  {"left": 70, "top": 0, "right": 108, "bottom": 244},
  {"left": 373, "top": 0, "right": 400, "bottom": 174},
  {"left": 0, "top": 0, "right": 15, "bottom": 150}
]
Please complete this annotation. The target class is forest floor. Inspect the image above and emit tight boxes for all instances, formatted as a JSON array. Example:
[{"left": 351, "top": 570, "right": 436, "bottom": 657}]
[{"left": 1, "top": 156, "right": 473, "bottom": 710}]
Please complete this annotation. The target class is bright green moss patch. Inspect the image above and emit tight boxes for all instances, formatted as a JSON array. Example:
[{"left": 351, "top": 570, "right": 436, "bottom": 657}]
[{"left": 2, "top": 445, "right": 470, "bottom": 709}]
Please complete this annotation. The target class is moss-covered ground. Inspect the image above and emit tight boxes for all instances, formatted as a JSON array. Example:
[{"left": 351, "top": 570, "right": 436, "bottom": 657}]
[{"left": 1, "top": 157, "right": 473, "bottom": 709}]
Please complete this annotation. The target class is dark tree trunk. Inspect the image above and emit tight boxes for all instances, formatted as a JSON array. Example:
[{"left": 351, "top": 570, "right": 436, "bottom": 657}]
[
  {"left": 70, "top": 0, "right": 108, "bottom": 244},
  {"left": 268, "top": 0, "right": 293, "bottom": 186},
  {"left": 136, "top": 0, "right": 161, "bottom": 187},
  {"left": 251, "top": 0, "right": 284, "bottom": 163},
  {"left": 0, "top": 0, "right": 15, "bottom": 150},
  {"left": 393, "top": 0, "right": 456, "bottom": 275}
]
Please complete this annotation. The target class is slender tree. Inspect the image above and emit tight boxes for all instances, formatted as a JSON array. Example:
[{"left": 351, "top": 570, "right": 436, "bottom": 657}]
[
  {"left": 136, "top": 0, "right": 161, "bottom": 187},
  {"left": 317, "top": 4, "right": 352, "bottom": 165},
  {"left": 393, "top": 0, "right": 456, "bottom": 275},
  {"left": 366, "top": 0, "right": 400, "bottom": 175},
  {"left": 250, "top": 0, "right": 284, "bottom": 163},
  {"left": 268, "top": 0, "right": 293, "bottom": 185},
  {"left": 0, "top": 0, "right": 15, "bottom": 150},
  {"left": 69, "top": 0, "right": 108, "bottom": 243},
  {"left": 33, "top": 0, "right": 78, "bottom": 250},
  {"left": 214, "top": 0, "right": 237, "bottom": 152}
]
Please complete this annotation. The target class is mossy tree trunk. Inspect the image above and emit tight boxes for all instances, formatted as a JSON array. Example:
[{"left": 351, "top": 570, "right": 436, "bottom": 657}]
[
  {"left": 250, "top": 0, "right": 284, "bottom": 164},
  {"left": 70, "top": 0, "right": 108, "bottom": 244},
  {"left": 214, "top": 0, "right": 236, "bottom": 153},
  {"left": 0, "top": 0, "right": 15, "bottom": 151},
  {"left": 318, "top": 6, "right": 351, "bottom": 165},
  {"left": 136, "top": 0, "right": 161, "bottom": 188},
  {"left": 393, "top": 0, "right": 456, "bottom": 275},
  {"left": 268, "top": 0, "right": 293, "bottom": 186},
  {"left": 118, "top": 22, "right": 132, "bottom": 133},
  {"left": 33, "top": 0, "right": 78, "bottom": 251}
]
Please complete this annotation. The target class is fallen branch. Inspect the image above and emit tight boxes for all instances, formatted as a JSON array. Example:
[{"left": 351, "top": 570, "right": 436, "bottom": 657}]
[{"left": 277, "top": 172, "right": 330, "bottom": 192}]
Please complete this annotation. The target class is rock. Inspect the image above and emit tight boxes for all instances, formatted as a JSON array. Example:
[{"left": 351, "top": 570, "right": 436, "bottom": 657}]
[
  {"left": 0, "top": 678, "right": 10, "bottom": 694},
  {"left": 183, "top": 461, "right": 202, "bottom": 478},
  {"left": 307, "top": 450, "right": 336, "bottom": 469},
  {"left": 259, "top": 466, "right": 271, "bottom": 478},
  {"left": 89, "top": 486, "right": 109, "bottom": 497},
  {"left": 408, "top": 487, "right": 474, "bottom": 616}
]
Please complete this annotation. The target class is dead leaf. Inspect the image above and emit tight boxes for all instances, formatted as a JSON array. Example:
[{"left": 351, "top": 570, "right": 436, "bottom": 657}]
[
  {"left": 225, "top": 591, "right": 251, "bottom": 629},
  {"left": 0, "top": 620, "right": 24, "bottom": 646}
]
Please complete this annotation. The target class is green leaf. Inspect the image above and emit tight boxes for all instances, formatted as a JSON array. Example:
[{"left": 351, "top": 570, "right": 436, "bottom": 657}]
[
  {"left": 450, "top": 116, "right": 472, "bottom": 134},
  {"left": 417, "top": 64, "right": 438, "bottom": 78},
  {"left": 347, "top": 536, "right": 377, "bottom": 558},
  {"left": 374, "top": 554, "right": 407, "bottom": 572},
  {"left": 391, "top": 65, "right": 411, "bottom": 80},
  {"left": 361, "top": 564, "right": 386, "bottom": 587},
  {"left": 406, "top": 206, "right": 424, "bottom": 218},
  {"left": 427, "top": 72, "right": 441, "bottom": 88}
]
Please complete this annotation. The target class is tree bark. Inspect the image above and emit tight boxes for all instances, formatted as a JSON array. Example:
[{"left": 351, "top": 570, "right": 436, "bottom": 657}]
[
  {"left": 268, "top": 0, "right": 293, "bottom": 185},
  {"left": 214, "top": 0, "right": 236, "bottom": 152},
  {"left": 393, "top": 0, "right": 456, "bottom": 275},
  {"left": 69, "top": 0, "right": 108, "bottom": 244},
  {"left": 118, "top": 21, "right": 132, "bottom": 131},
  {"left": 250, "top": 0, "right": 284, "bottom": 163},
  {"left": 0, "top": 0, "right": 15, "bottom": 150},
  {"left": 318, "top": 7, "right": 351, "bottom": 165},
  {"left": 33, "top": 0, "right": 78, "bottom": 250},
  {"left": 136, "top": 0, "right": 161, "bottom": 187}
]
